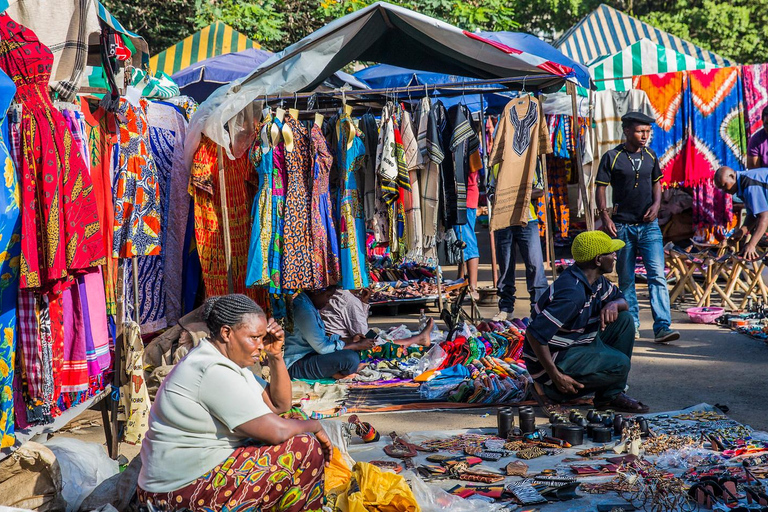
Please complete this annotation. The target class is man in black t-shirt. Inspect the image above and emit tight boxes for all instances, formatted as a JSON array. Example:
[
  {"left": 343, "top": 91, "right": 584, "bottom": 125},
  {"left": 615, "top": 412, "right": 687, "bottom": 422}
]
[{"left": 595, "top": 112, "right": 679, "bottom": 344}]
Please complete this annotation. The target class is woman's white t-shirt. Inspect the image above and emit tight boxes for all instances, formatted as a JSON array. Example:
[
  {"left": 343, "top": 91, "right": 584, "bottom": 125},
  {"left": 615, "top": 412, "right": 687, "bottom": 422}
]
[{"left": 138, "top": 339, "right": 272, "bottom": 492}]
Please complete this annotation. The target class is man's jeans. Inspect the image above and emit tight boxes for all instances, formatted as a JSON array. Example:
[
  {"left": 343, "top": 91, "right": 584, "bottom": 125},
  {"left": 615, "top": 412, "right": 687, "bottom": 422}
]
[
  {"left": 615, "top": 220, "right": 672, "bottom": 334},
  {"left": 494, "top": 220, "right": 549, "bottom": 314}
]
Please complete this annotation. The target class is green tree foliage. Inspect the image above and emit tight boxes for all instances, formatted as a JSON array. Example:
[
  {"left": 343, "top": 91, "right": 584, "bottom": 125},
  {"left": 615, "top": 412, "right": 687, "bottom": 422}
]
[
  {"left": 193, "top": 0, "right": 287, "bottom": 48},
  {"left": 101, "top": 0, "right": 197, "bottom": 54}
]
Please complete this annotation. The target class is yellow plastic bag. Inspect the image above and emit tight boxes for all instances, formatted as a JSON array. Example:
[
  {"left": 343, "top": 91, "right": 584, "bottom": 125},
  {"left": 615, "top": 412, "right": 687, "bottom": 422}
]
[
  {"left": 325, "top": 448, "right": 353, "bottom": 494},
  {"left": 337, "top": 462, "right": 420, "bottom": 512}
]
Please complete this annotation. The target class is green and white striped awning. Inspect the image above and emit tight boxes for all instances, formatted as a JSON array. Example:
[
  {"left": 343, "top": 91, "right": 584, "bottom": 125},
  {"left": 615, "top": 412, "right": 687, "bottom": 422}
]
[
  {"left": 591, "top": 38, "right": 716, "bottom": 91},
  {"left": 556, "top": 3, "right": 733, "bottom": 68},
  {"left": 150, "top": 22, "right": 260, "bottom": 76}
]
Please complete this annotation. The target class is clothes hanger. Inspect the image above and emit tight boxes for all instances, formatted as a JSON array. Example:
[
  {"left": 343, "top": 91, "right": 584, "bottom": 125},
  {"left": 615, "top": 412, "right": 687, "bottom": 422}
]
[
  {"left": 342, "top": 90, "right": 356, "bottom": 148},
  {"left": 271, "top": 99, "right": 285, "bottom": 146},
  {"left": 288, "top": 92, "right": 299, "bottom": 119}
]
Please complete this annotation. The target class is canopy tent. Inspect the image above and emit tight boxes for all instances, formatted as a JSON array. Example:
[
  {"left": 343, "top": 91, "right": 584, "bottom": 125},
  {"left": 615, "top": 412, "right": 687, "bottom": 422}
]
[
  {"left": 592, "top": 38, "right": 717, "bottom": 91},
  {"left": 353, "top": 30, "right": 590, "bottom": 113},
  {"left": 150, "top": 22, "right": 260, "bottom": 76},
  {"left": 189, "top": 1, "right": 585, "bottom": 162},
  {"left": 173, "top": 47, "right": 369, "bottom": 103},
  {"left": 556, "top": 4, "right": 733, "bottom": 68}
]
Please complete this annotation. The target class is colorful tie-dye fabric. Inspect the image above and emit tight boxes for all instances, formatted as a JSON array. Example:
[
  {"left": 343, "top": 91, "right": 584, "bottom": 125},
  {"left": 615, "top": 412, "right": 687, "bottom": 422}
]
[
  {"left": 633, "top": 72, "right": 688, "bottom": 186},
  {"left": 743, "top": 64, "right": 768, "bottom": 138},
  {"left": 684, "top": 67, "right": 746, "bottom": 185}
]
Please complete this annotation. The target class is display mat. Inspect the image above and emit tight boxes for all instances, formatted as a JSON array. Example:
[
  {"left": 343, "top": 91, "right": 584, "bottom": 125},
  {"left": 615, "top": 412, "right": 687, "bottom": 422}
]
[{"left": 339, "top": 403, "right": 767, "bottom": 511}]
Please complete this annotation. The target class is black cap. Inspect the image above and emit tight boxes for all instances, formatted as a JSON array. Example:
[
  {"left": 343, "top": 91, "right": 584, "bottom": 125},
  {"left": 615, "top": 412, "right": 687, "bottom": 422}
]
[{"left": 621, "top": 111, "right": 656, "bottom": 125}]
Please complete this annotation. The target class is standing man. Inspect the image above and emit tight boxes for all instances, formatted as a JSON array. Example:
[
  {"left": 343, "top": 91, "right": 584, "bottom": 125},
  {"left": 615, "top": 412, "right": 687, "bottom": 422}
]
[
  {"left": 747, "top": 106, "right": 768, "bottom": 169},
  {"left": 493, "top": 185, "right": 549, "bottom": 321},
  {"left": 596, "top": 112, "right": 679, "bottom": 343}
]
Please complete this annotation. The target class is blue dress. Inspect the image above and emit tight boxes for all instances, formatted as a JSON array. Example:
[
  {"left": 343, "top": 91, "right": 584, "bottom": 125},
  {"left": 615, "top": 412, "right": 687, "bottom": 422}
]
[
  {"left": 245, "top": 122, "right": 273, "bottom": 287},
  {"left": 0, "top": 68, "right": 20, "bottom": 447},
  {"left": 337, "top": 116, "right": 369, "bottom": 290}
]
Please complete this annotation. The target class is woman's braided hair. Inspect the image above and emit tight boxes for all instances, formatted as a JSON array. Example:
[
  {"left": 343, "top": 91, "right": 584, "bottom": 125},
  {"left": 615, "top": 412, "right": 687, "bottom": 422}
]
[{"left": 202, "top": 294, "right": 265, "bottom": 337}]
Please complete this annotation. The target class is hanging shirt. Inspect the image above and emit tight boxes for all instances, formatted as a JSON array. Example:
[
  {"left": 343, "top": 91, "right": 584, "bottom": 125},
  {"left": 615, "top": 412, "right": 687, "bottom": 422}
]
[
  {"left": 488, "top": 95, "right": 551, "bottom": 231},
  {"left": 595, "top": 144, "right": 662, "bottom": 224}
]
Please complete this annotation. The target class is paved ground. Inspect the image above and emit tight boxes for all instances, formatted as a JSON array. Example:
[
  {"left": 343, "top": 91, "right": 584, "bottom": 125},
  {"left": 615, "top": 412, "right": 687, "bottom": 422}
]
[{"left": 52, "top": 224, "right": 768, "bottom": 463}]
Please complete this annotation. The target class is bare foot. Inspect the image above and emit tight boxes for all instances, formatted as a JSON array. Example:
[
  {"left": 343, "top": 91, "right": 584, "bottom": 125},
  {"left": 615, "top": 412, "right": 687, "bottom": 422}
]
[{"left": 415, "top": 319, "right": 434, "bottom": 346}]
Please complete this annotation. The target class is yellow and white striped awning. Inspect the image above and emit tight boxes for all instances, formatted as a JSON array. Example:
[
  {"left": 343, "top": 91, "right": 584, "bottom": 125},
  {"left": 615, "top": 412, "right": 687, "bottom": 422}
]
[{"left": 150, "top": 22, "right": 259, "bottom": 75}]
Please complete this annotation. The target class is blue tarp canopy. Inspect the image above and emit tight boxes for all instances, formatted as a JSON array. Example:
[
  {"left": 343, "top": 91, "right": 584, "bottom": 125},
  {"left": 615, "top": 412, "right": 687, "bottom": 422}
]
[
  {"left": 354, "top": 64, "right": 516, "bottom": 113},
  {"left": 173, "top": 48, "right": 369, "bottom": 102}
]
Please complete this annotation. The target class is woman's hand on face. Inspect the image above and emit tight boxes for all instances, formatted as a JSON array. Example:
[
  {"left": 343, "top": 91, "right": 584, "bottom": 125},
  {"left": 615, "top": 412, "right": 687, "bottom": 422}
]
[
  {"left": 264, "top": 318, "right": 285, "bottom": 359},
  {"left": 314, "top": 427, "right": 334, "bottom": 467}
]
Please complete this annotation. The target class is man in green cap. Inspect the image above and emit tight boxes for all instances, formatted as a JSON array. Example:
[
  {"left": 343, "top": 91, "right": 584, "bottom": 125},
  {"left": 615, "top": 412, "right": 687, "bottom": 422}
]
[{"left": 523, "top": 230, "right": 649, "bottom": 413}]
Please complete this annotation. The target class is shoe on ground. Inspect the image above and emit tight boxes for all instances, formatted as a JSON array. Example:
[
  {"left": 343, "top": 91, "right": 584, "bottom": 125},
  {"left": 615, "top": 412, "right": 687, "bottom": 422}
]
[
  {"left": 654, "top": 327, "right": 680, "bottom": 344},
  {"left": 595, "top": 392, "right": 649, "bottom": 413},
  {"left": 635, "top": 329, "right": 640, "bottom": 340}
]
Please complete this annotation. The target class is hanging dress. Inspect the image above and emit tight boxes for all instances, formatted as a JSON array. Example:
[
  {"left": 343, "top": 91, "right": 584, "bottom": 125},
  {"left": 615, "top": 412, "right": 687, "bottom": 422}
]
[
  {"left": 113, "top": 98, "right": 162, "bottom": 259},
  {"left": 0, "top": 14, "right": 104, "bottom": 290},
  {"left": 338, "top": 115, "right": 369, "bottom": 290},
  {"left": 79, "top": 98, "right": 119, "bottom": 315},
  {"left": 268, "top": 123, "right": 286, "bottom": 294},
  {"left": 245, "top": 121, "right": 273, "bottom": 287},
  {"left": 309, "top": 123, "right": 341, "bottom": 289},
  {"left": 0, "top": 68, "right": 20, "bottom": 447},
  {"left": 281, "top": 116, "right": 314, "bottom": 291},
  {"left": 190, "top": 136, "right": 264, "bottom": 305}
]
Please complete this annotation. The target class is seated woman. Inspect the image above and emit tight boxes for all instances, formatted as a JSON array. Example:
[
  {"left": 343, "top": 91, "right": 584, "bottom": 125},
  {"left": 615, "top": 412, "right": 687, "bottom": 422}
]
[
  {"left": 138, "top": 294, "right": 332, "bottom": 512},
  {"left": 320, "top": 287, "right": 434, "bottom": 346},
  {"left": 285, "top": 286, "right": 375, "bottom": 380}
]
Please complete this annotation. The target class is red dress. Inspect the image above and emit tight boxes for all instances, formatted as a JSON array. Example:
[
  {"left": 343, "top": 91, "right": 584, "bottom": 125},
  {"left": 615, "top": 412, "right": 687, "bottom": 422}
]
[{"left": 0, "top": 14, "right": 105, "bottom": 290}]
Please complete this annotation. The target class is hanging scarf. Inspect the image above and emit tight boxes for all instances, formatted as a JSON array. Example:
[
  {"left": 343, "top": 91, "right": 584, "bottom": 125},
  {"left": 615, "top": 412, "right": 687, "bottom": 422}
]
[{"left": 422, "top": 99, "right": 444, "bottom": 253}]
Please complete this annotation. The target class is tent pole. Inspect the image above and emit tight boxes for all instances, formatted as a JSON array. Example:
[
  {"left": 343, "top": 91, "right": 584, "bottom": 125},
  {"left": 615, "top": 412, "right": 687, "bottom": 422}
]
[
  {"left": 477, "top": 95, "right": 498, "bottom": 287},
  {"left": 217, "top": 146, "right": 235, "bottom": 294},
  {"left": 567, "top": 82, "right": 594, "bottom": 231},
  {"left": 537, "top": 94, "right": 558, "bottom": 282}
]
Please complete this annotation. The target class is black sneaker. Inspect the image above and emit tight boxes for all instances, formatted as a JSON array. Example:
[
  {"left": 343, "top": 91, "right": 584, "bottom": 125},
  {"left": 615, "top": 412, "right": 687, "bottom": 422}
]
[{"left": 654, "top": 328, "right": 680, "bottom": 343}]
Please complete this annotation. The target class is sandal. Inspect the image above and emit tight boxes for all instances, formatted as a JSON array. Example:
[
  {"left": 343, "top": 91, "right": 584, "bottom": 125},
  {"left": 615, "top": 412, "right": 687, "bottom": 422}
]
[
  {"left": 595, "top": 393, "right": 650, "bottom": 413},
  {"left": 688, "top": 482, "right": 717, "bottom": 508}
]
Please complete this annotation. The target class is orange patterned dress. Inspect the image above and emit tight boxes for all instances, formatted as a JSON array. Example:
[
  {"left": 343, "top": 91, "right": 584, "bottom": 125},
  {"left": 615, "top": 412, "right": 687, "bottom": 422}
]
[
  {"left": 281, "top": 116, "right": 314, "bottom": 291},
  {"left": 190, "top": 136, "right": 265, "bottom": 305}
]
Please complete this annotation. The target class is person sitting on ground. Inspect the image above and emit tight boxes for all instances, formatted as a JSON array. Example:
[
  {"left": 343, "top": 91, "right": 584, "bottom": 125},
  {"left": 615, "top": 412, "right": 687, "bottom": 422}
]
[
  {"left": 523, "top": 231, "right": 649, "bottom": 413},
  {"left": 138, "top": 294, "right": 331, "bottom": 512},
  {"left": 319, "top": 287, "right": 434, "bottom": 347},
  {"left": 715, "top": 166, "right": 768, "bottom": 261},
  {"left": 284, "top": 286, "right": 374, "bottom": 381}
]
